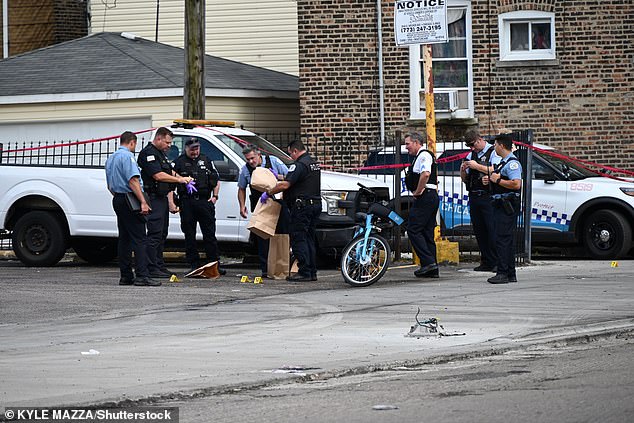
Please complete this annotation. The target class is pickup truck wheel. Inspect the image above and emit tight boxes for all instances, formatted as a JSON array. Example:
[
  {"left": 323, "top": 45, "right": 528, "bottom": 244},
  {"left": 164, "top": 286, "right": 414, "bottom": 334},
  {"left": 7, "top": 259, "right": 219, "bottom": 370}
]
[
  {"left": 12, "top": 211, "right": 68, "bottom": 266},
  {"left": 72, "top": 239, "right": 117, "bottom": 264},
  {"left": 582, "top": 210, "right": 632, "bottom": 259}
]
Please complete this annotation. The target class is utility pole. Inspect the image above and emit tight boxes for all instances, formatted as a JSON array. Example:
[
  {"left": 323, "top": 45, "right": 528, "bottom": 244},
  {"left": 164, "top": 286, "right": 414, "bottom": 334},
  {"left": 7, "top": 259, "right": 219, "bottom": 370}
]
[{"left": 184, "top": 0, "right": 205, "bottom": 119}]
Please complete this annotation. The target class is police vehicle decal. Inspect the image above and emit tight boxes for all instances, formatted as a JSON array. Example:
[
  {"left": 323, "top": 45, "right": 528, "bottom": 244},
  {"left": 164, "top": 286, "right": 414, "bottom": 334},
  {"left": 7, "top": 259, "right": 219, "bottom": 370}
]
[{"left": 531, "top": 208, "right": 570, "bottom": 230}]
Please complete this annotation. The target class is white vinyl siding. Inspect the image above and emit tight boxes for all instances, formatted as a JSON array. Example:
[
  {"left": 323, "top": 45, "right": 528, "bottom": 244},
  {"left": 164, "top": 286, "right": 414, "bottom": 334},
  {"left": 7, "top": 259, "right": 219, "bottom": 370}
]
[
  {"left": 90, "top": 0, "right": 299, "bottom": 76},
  {"left": 0, "top": 97, "right": 299, "bottom": 143}
]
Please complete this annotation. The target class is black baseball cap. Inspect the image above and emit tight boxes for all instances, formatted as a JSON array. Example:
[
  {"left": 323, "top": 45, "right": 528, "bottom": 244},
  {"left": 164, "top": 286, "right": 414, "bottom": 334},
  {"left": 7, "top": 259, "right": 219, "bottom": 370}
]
[{"left": 185, "top": 138, "right": 200, "bottom": 148}]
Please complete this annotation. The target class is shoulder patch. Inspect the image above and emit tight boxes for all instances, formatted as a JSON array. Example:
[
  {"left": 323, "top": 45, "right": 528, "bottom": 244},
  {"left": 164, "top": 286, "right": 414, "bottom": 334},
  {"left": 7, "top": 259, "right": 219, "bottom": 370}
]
[
  {"left": 146, "top": 155, "right": 155, "bottom": 162},
  {"left": 288, "top": 164, "right": 296, "bottom": 172},
  {"left": 509, "top": 161, "right": 520, "bottom": 170}
]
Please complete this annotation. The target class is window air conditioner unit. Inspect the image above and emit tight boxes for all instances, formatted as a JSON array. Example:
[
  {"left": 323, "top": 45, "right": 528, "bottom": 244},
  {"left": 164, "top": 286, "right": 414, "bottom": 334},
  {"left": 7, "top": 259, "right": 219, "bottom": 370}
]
[{"left": 433, "top": 91, "right": 458, "bottom": 112}]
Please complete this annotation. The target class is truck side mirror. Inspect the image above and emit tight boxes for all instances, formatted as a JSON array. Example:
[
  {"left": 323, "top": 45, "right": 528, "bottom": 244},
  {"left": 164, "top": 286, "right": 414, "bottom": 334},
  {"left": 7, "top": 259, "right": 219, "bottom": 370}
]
[{"left": 214, "top": 160, "right": 238, "bottom": 182}]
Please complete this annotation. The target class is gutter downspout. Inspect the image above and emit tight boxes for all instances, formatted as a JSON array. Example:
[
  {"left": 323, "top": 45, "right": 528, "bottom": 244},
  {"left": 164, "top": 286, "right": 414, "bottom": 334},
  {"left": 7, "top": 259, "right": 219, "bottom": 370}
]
[
  {"left": 3, "top": 0, "right": 8, "bottom": 58},
  {"left": 376, "top": 0, "right": 385, "bottom": 144}
]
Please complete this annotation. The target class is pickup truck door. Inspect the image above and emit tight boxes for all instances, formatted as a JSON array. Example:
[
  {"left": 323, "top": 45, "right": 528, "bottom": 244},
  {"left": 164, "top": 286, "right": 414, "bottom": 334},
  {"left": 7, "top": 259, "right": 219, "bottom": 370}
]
[{"left": 168, "top": 135, "right": 241, "bottom": 242}]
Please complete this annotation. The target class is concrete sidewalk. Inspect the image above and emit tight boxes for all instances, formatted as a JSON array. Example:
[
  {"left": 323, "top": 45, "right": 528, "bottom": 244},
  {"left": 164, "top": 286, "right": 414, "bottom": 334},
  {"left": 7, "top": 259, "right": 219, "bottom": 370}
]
[{"left": 0, "top": 259, "right": 632, "bottom": 408}]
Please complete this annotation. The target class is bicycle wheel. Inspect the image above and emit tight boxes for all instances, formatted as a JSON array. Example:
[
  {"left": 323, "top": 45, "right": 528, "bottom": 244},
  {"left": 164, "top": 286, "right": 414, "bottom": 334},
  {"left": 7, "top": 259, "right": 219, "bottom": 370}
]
[{"left": 340, "top": 233, "right": 391, "bottom": 287}]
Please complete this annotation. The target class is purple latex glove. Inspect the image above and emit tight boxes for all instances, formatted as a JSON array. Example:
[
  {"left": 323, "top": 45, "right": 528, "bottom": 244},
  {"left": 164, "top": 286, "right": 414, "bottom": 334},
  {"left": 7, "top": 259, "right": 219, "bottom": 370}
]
[
  {"left": 269, "top": 167, "right": 279, "bottom": 179},
  {"left": 260, "top": 192, "right": 270, "bottom": 204},
  {"left": 186, "top": 179, "right": 198, "bottom": 194}
]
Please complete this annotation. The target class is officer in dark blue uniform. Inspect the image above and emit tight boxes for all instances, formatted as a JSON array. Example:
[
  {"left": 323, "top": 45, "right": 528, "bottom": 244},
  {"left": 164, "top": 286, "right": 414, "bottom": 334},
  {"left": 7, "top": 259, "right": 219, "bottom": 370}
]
[
  {"left": 173, "top": 138, "right": 225, "bottom": 273},
  {"left": 404, "top": 132, "right": 440, "bottom": 278},
  {"left": 483, "top": 134, "right": 523, "bottom": 284},
  {"left": 137, "top": 127, "right": 193, "bottom": 278},
  {"left": 105, "top": 131, "right": 160, "bottom": 287},
  {"left": 268, "top": 140, "right": 321, "bottom": 282},
  {"left": 460, "top": 128, "right": 499, "bottom": 272}
]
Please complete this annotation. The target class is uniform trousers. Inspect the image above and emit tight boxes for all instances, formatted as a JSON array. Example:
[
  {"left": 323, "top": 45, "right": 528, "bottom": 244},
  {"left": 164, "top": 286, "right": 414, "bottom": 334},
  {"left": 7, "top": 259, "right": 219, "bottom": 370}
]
[
  {"left": 146, "top": 194, "right": 169, "bottom": 272},
  {"left": 179, "top": 196, "right": 219, "bottom": 268},
  {"left": 408, "top": 189, "right": 439, "bottom": 267},
  {"left": 469, "top": 192, "right": 498, "bottom": 267},
  {"left": 112, "top": 194, "right": 149, "bottom": 279},
  {"left": 289, "top": 203, "right": 321, "bottom": 277},
  {"left": 250, "top": 198, "right": 270, "bottom": 275},
  {"left": 492, "top": 197, "right": 520, "bottom": 278}
]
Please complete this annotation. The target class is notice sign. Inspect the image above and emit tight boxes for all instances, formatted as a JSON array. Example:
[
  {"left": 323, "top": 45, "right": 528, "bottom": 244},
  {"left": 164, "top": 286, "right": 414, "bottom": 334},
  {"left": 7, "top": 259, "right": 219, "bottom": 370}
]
[{"left": 394, "top": 0, "right": 448, "bottom": 46}]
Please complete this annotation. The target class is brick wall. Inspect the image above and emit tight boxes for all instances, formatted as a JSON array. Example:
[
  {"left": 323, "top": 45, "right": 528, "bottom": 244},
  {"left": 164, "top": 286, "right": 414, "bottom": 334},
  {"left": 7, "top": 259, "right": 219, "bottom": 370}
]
[
  {"left": 0, "top": 0, "right": 87, "bottom": 57},
  {"left": 298, "top": 0, "right": 634, "bottom": 171}
]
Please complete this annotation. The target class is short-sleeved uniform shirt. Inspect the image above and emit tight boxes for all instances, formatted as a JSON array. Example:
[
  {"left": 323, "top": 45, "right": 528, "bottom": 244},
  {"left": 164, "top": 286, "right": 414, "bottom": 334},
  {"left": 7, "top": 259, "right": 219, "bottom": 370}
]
[
  {"left": 465, "top": 143, "right": 501, "bottom": 174},
  {"left": 498, "top": 153, "right": 522, "bottom": 181},
  {"left": 105, "top": 146, "right": 141, "bottom": 194},
  {"left": 137, "top": 143, "right": 171, "bottom": 190},
  {"left": 238, "top": 155, "right": 289, "bottom": 190},
  {"left": 412, "top": 148, "right": 434, "bottom": 175}
]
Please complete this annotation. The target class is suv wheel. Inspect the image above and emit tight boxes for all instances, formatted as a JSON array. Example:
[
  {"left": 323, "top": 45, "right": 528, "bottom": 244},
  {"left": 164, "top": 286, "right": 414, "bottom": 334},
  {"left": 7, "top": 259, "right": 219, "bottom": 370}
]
[{"left": 582, "top": 210, "right": 632, "bottom": 259}]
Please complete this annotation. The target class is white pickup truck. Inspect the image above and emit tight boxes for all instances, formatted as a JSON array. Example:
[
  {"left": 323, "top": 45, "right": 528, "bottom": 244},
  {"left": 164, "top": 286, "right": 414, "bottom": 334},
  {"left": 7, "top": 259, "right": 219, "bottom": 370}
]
[{"left": 0, "top": 121, "right": 389, "bottom": 266}]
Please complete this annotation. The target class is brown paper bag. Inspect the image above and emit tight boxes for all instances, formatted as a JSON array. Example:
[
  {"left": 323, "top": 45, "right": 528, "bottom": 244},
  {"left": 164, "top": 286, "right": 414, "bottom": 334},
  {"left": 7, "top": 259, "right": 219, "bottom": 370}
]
[
  {"left": 185, "top": 261, "right": 220, "bottom": 279},
  {"left": 247, "top": 198, "right": 281, "bottom": 240},
  {"left": 267, "top": 234, "right": 291, "bottom": 279},
  {"left": 250, "top": 167, "right": 278, "bottom": 192}
]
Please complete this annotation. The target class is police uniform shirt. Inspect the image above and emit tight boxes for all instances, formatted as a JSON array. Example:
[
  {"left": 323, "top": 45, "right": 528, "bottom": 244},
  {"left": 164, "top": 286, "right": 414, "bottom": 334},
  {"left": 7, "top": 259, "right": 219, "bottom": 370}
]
[
  {"left": 105, "top": 146, "right": 141, "bottom": 194},
  {"left": 137, "top": 144, "right": 171, "bottom": 188},
  {"left": 465, "top": 143, "right": 500, "bottom": 175},
  {"left": 285, "top": 152, "right": 321, "bottom": 201},
  {"left": 238, "top": 155, "right": 289, "bottom": 190},
  {"left": 498, "top": 153, "right": 522, "bottom": 181},
  {"left": 412, "top": 148, "right": 434, "bottom": 175},
  {"left": 173, "top": 154, "right": 218, "bottom": 195}
]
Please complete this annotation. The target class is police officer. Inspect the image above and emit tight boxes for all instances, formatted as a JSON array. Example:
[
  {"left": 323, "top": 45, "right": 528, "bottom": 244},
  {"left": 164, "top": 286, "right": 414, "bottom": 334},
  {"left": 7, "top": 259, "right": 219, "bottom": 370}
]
[
  {"left": 237, "top": 146, "right": 288, "bottom": 277},
  {"left": 137, "top": 127, "right": 192, "bottom": 278},
  {"left": 404, "top": 132, "right": 440, "bottom": 278},
  {"left": 460, "top": 128, "right": 500, "bottom": 272},
  {"left": 483, "top": 134, "right": 522, "bottom": 284},
  {"left": 173, "top": 138, "right": 226, "bottom": 274},
  {"left": 267, "top": 140, "right": 321, "bottom": 282},
  {"left": 105, "top": 131, "right": 160, "bottom": 287}
]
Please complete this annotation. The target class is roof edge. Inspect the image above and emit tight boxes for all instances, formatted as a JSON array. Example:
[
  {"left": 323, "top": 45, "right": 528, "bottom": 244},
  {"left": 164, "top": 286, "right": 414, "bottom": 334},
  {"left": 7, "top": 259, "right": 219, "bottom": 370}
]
[{"left": 0, "top": 87, "right": 299, "bottom": 105}]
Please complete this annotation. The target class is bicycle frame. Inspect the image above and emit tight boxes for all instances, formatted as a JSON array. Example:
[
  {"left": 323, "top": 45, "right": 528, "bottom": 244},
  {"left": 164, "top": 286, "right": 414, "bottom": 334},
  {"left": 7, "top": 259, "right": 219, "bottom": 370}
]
[{"left": 352, "top": 213, "right": 379, "bottom": 264}]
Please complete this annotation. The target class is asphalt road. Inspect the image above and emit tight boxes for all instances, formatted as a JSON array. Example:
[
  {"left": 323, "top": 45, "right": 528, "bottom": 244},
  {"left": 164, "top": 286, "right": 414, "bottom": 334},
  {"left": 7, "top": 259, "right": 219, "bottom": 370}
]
[
  {"left": 162, "top": 334, "right": 634, "bottom": 423},
  {"left": 0, "top": 254, "right": 633, "bottom": 421}
]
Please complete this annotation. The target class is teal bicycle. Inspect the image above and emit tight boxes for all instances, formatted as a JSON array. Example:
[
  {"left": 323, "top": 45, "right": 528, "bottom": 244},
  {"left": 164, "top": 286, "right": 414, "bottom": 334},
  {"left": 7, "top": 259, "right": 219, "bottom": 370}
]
[{"left": 340, "top": 184, "right": 404, "bottom": 287}]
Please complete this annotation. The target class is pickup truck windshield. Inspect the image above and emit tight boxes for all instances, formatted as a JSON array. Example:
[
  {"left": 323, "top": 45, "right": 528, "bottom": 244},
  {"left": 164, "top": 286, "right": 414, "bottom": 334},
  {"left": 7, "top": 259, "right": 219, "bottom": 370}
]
[{"left": 215, "top": 134, "right": 293, "bottom": 165}]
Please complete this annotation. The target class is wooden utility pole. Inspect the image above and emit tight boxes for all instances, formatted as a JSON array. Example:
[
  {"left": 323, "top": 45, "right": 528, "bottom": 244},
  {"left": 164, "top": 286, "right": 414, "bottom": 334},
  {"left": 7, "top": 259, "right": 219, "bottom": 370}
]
[
  {"left": 184, "top": 0, "right": 205, "bottom": 119},
  {"left": 423, "top": 44, "right": 436, "bottom": 157}
]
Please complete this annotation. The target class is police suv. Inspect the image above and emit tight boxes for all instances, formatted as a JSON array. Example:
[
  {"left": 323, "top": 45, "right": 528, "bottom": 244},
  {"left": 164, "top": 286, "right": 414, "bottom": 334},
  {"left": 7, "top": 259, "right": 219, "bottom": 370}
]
[
  {"left": 0, "top": 121, "right": 389, "bottom": 266},
  {"left": 361, "top": 143, "right": 634, "bottom": 259}
]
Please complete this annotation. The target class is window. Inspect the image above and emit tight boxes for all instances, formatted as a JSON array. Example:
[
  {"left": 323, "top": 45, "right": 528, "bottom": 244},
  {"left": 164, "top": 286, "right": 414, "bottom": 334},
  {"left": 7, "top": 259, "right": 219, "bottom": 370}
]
[
  {"left": 498, "top": 11, "right": 555, "bottom": 61},
  {"left": 409, "top": 2, "right": 473, "bottom": 120},
  {"left": 171, "top": 135, "right": 239, "bottom": 181}
]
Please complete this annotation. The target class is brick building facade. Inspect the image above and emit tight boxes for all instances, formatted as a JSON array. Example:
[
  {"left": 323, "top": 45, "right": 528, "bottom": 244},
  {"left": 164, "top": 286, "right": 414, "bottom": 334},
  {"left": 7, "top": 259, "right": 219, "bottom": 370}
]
[
  {"left": 0, "top": 0, "right": 88, "bottom": 57},
  {"left": 298, "top": 0, "right": 634, "bottom": 171}
]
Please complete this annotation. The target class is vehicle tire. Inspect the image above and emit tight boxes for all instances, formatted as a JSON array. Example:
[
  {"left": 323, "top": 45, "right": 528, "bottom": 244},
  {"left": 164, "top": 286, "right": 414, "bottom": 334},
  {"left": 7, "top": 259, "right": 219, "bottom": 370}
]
[
  {"left": 12, "top": 211, "right": 68, "bottom": 266},
  {"left": 582, "top": 210, "right": 632, "bottom": 259},
  {"left": 340, "top": 233, "right": 390, "bottom": 287},
  {"left": 72, "top": 238, "right": 117, "bottom": 264}
]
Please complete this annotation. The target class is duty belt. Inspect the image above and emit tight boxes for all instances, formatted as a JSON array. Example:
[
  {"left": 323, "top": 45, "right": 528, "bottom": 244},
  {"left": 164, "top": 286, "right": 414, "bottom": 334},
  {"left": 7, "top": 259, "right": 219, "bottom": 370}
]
[
  {"left": 469, "top": 190, "right": 490, "bottom": 197},
  {"left": 492, "top": 192, "right": 520, "bottom": 200},
  {"left": 294, "top": 198, "right": 320, "bottom": 207}
]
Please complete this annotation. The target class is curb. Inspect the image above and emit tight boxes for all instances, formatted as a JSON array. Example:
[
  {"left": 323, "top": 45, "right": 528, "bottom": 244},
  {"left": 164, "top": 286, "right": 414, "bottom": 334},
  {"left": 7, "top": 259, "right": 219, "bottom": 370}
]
[{"left": 37, "top": 319, "right": 634, "bottom": 411}]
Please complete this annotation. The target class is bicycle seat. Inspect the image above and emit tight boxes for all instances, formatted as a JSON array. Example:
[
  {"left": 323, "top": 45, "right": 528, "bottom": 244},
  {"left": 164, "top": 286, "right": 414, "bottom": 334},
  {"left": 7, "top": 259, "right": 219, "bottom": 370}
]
[{"left": 355, "top": 212, "right": 367, "bottom": 223}]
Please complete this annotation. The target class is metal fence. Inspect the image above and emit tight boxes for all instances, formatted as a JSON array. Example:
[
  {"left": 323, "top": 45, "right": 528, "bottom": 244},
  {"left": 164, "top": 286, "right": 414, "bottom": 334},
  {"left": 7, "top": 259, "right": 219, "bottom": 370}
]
[{"left": 0, "top": 130, "right": 533, "bottom": 263}]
